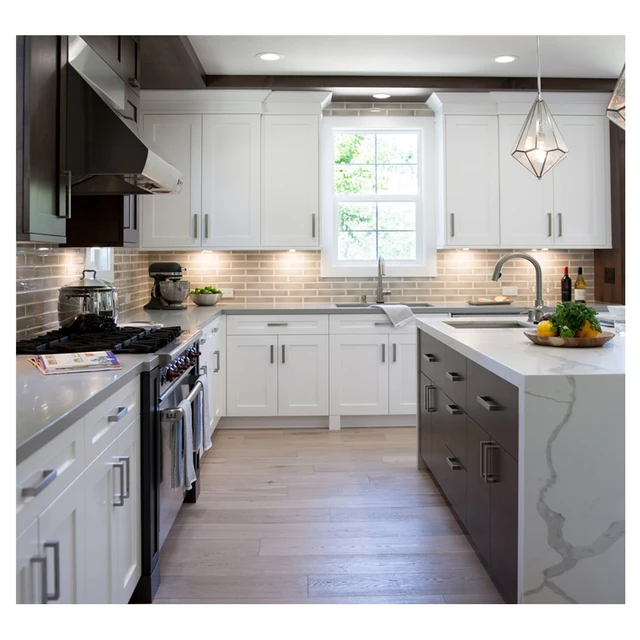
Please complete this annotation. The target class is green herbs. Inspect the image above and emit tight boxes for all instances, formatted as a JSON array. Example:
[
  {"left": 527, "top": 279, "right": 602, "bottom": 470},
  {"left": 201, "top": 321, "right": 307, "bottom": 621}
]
[{"left": 550, "top": 301, "right": 602, "bottom": 336}]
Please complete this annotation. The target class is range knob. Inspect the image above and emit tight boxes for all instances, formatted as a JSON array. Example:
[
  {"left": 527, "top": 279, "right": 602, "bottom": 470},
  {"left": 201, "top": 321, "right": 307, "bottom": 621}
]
[{"left": 165, "top": 366, "right": 180, "bottom": 382}]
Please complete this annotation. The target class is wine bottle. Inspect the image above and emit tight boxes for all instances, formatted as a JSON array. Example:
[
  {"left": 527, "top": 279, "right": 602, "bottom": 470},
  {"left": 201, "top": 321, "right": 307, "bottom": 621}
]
[
  {"left": 561, "top": 266, "right": 572, "bottom": 302},
  {"left": 575, "top": 267, "right": 587, "bottom": 303}
]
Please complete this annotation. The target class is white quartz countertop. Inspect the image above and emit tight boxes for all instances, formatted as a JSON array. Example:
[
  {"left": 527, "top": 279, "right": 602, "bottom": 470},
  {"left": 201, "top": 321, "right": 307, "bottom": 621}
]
[{"left": 416, "top": 316, "right": 625, "bottom": 387}]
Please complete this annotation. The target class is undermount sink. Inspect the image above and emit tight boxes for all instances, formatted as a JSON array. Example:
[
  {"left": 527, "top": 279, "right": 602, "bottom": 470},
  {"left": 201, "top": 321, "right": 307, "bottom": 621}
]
[
  {"left": 444, "top": 320, "right": 531, "bottom": 329},
  {"left": 335, "top": 303, "right": 434, "bottom": 308}
]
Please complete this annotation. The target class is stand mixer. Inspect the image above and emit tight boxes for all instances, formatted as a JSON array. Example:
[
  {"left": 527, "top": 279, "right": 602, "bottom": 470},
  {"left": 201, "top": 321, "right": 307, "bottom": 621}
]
[{"left": 144, "top": 262, "right": 190, "bottom": 310}]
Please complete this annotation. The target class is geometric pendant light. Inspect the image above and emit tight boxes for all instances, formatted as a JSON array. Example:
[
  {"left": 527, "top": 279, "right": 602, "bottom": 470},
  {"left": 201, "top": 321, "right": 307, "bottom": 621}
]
[
  {"left": 512, "top": 36, "right": 569, "bottom": 179},
  {"left": 606, "top": 65, "right": 625, "bottom": 130}
]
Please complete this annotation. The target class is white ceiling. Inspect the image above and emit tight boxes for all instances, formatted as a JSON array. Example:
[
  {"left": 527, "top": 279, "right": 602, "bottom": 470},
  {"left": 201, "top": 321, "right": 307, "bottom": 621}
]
[{"left": 188, "top": 35, "right": 625, "bottom": 78}]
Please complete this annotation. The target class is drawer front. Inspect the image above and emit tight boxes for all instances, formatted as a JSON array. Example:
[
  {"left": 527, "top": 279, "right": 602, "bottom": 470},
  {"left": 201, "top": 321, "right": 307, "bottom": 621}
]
[
  {"left": 330, "top": 314, "right": 416, "bottom": 335},
  {"left": 430, "top": 429, "right": 466, "bottom": 525},
  {"left": 84, "top": 377, "right": 140, "bottom": 462},
  {"left": 419, "top": 329, "right": 446, "bottom": 381},
  {"left": 17, "top": 418, "right": 85, "bottom": 534},
  {"left": 227, "top": 314, "right": 329, "bottom": 335},
  {"left": 440, "top": 347, "right": 468, "bottom": 411},
  {"left": 466, "top": 359, "right": 519, "bottom": 460}
]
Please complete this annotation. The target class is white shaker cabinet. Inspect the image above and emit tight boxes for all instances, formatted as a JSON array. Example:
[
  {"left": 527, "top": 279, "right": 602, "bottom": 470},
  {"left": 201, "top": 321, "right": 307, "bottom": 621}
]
[
  {"left": 261, "top": 115, "right": 320, "bottom": 248},
  {"left": 201, "top": 316, "right": 226, "bottom": 431},
  {"left": 440, "top": 115, "right": 500, "bottom": 247},
  {"left": 278, "top": 335, "right": 329, "bottom": 416},
  {"left": 388, "top": 333, "right": 418, "bottom": 415},
  {"left": 140, "top": 114, "right": 202, "bottom": 249},
  {"left": 329, "top": 334, "right": 389, "bottom": 415},
  {"left": 202, "top": 115, "right": 261, "bottom": 247}
]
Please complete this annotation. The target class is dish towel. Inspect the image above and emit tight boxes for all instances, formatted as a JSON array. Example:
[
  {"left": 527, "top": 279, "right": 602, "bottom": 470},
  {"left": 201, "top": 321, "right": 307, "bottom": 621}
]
[
  {"left": 193, "top": 377, "right": 213, "bottom": 454},
  {"left": 164, "top": 417, "right": 183, "bottom": 490},
  {"left": 177, "top": 397, "right": 197, "bottom": 490},
  {"left": 371, "top": 304, "right": 414, "bottom": 328}
]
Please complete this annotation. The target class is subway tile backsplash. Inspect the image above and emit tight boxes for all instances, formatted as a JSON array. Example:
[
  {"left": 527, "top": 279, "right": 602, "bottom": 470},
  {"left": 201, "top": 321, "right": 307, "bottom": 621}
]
[{"left": 16, "top": 244, "right": 595, "bottom": 340}]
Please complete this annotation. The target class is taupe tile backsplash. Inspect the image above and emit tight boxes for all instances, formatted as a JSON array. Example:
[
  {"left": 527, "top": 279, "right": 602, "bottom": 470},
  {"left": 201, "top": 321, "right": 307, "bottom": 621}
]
[{"left": 16, "top": 244, "right": 594, "bottom": 340}]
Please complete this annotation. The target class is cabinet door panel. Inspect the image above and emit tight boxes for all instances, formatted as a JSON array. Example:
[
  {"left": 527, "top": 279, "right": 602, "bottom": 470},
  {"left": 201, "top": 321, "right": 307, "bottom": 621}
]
[
  {"left": 418, "top": 374, "right": 433, "bottom": 468},
  {"left": 202, "top": 115, "right": 261, "bottom": 247},
  {"left": 16, "top": 519, "right": 40, "bottom": 604},
  {"left": 499, "top": 115, "right": 555, "bottom": 247},
  {"left": 278, "top": 335, "right": 328, "bottom": 416},
  {"left": 38, "top": 476, "right": 85, "bottom": 604},
  {"left": 141, "top": 114, "right": 201, "bottom": 248},
  {"left": 465, "top": 417, "right": 491, "bottom": 566},
  {"left": 226, "top": 336, "right": 278, "bottom": 416},
  {"left": 553, "top": 116, "right": 609, "bottom": 247},
  {"left": 329, "top": 335, "right": 388, "bottom": 415},
  {"left": 262, "top": 115, "right": 319, "bottom": 247},
  {"left": 389, "top": 334, "right": 417, "bottom": 415},
  {"left": 444, "top": 116, "right": 500, "bottom": 247},
  {"left": 490, "top": 443, "right": 519, "bottom": 604}
]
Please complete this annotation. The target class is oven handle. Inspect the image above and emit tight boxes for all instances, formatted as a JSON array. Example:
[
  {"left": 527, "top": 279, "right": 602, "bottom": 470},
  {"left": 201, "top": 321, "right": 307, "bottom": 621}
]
[{"left": 160, "top": 379, "right": 204, "bottom": 423}]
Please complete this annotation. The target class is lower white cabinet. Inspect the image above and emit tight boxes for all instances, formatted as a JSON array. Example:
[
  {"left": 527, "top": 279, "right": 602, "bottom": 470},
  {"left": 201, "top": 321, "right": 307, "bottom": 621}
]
[
  {"left": 201, "top": 317, "right": 226, "bottom": 432},
  {"left": 388, "top": 334, "right": 418, "bottom": 415},
  {"left": 227, "top": 333, "right": 328, "bottom": 417}
]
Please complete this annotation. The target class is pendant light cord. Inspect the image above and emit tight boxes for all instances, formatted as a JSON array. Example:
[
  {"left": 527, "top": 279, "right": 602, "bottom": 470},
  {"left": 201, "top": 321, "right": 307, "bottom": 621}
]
[{"left": 537, "top": 35, "right": 542, "bottom": 98}]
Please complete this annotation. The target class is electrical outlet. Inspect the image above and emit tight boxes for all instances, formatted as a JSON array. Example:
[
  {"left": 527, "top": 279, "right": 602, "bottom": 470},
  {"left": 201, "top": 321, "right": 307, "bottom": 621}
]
[
  {"left": 502, "top": 286, "right": 518, "bottom": 296},
  {"left": 220, "top": 288, "right": 234, "bottom": 298}
]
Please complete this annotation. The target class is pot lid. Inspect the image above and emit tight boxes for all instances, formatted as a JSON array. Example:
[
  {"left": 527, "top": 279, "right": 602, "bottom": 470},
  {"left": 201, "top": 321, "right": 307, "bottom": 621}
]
[{"left": 61, "top": 270, "right": 118, "bottom": 292}]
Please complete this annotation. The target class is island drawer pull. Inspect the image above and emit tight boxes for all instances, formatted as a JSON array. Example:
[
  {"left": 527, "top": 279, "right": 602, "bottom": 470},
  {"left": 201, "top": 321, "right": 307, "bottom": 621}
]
[
  {"left": 446, "top": 404, "right": 463, "bottom": 415},
  {"left": 484, "top": 443, "right": 499, "bottom": 483},
  {"left": 446, "top": 456, "right": 462, "bottom": 471},
  {"left": 108, "top": 406, "right": 129, "bottom": 422},
  {"left": 423, "top": 353, "right": 438, "bottom": 363},
  {"left": 477, "top": 396, "right": 501, "bottom": 411},
  {"left": 479, "top": 440, "right": 492, "bottom": 479},
  {"left": 446, "top": 371, "right": 462, "bottom": 382},
  {"left": 22, "top": 469, "right": 57, "bottom": 497},
  {"left": 427, "top": 386, "right": 436, "bottom": 412}
]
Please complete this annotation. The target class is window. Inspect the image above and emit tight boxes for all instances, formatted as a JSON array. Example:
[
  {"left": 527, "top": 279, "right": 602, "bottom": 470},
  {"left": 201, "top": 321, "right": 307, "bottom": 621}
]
[{"left": 321, "top": 117, "right": 436, "bottom": 277}]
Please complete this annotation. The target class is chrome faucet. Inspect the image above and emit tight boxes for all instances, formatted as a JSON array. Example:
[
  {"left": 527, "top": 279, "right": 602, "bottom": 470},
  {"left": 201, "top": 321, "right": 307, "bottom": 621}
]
[
  {"left": 376, "top": 255, "right": 392, "bottom": 304},
  {"left": 491, "top": 253, "right": 545, "bottom": 323}
]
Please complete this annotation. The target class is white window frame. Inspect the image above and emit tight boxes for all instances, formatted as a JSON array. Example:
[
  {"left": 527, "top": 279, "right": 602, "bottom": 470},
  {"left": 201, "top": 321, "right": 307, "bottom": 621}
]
[
  {"left": 84, "top": 247, "right": 115, "bottom": 283},
  {"left": 321, "top": 116, "right": 437, "bottom": 277}
]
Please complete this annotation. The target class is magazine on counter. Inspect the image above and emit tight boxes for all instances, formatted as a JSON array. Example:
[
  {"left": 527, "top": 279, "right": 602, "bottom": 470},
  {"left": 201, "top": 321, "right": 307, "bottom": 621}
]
[{"left": 28, "top": 351, "right": 121, "bottom": 375}]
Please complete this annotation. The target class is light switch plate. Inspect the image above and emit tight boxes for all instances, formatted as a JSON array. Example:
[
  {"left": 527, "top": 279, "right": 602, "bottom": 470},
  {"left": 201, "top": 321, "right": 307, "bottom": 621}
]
[
  {"left": 220, "top": 288, "right": 234, "bottom": 298},
  {"left": 502, "top": 286, "right": 518, "bottom": 296}
]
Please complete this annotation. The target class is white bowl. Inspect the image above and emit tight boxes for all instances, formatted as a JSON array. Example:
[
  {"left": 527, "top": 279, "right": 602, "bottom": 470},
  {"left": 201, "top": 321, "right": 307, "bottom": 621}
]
[{"left": 190, "top": 293, "right": 222, "bottom": 306}]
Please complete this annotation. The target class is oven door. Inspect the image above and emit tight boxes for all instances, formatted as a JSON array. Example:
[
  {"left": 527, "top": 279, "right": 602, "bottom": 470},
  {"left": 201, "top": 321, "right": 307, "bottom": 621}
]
[{"left": 158, "top": 375, "right": 205, "bottom": 550}]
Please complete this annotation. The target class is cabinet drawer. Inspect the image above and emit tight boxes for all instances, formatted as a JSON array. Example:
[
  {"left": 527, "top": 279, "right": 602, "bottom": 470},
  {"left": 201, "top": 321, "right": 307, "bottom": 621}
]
[
  {"left": 430, "top": 434, "right": 467, "bottom": 525},
  {"left": 17, "top": 418, "right": 85, "bottom": 534},
  {"left": 466, "top": 360, "right": 519, "bottom": 460},
  {"left": 227, "top": 314, "right": 328, "bottom": 335},
  {"left": 84, "top": 377, "right": 140, "bottom": 462},
  {"left": 440, "top": 346, "right": 467, "bottom": 411},
  {"left": 419, "top": 329, "right": 446, "bottom": 380},
  {"left": 330, "top": 314, "right": 416, "bottom": 335}
]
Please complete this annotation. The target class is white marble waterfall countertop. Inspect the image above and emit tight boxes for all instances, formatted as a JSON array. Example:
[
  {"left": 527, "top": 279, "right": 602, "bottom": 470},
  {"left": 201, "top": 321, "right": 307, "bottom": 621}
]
[{"left": 415, "top": 316, "right": 625, "bottom": 387}]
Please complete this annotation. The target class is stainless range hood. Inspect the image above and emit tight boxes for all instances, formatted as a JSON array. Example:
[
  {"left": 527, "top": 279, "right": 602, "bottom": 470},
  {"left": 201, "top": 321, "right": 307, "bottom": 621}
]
[{"left": 67, "top": 36, "right": 183, "bottom": 195}]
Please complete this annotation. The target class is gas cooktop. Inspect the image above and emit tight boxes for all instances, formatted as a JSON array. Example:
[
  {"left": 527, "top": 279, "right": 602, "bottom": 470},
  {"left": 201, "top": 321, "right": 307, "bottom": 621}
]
[{"left": 16, "top": 325, "right": 184, "bottom": 355}]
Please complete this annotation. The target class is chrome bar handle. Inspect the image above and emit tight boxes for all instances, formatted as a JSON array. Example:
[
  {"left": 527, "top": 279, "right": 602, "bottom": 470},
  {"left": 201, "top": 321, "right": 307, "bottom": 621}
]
[
  {"left": 485, "top": 444, "right": 499, "bottom": 483},
  {"left": 270, "top": 345, "right": 274, "bottom": 364},
  {"left": 160, "top": 380, "right": 205, "bottom": 422},
  {"left": 446, "top": 456, "right": 462, "bottom": 471},
  {"left": 427, "top": 385, "right": 436, "bottom": 412},
  {"left": 111, "top": 461, "right": 125, "bottom": 506},
  {"left": 392, "top": 343, "right": 397, "bottom": 363},
  {"left": 423, "top": 384, "right": 429, "bottom": 411},
  {"left": 194, "top": 214, "right": 199, "bottom": 238},
  {"left": 374, "top": 321, "right": 390, "bottom": 326},
  {"left": 446, "top": 404, "right": 463, "bottom": 415},
  {"left": 557, "top": 212, "right": 563, "bottom": 237},
  {"left": 30, "top": 555, "right": 47, "bottom": 604},
  {"left": 119, "top": 456, "right": 131, "bottom": 499},
  {"left": 205, "top": 214, "right": 210, "bottom": 238},
  {"left": 214, "top": 350, "right": 220, "bottom": 373},
  {"left": 477, "top": 396, "right": 501, "bottom": 411},
  {"left": 381, "top": 343, "right": 386, "bottom": 363},
  {"left": 63, "top": 170, "right": 72, "bottom": 219},
  {"left": 547, "top": 212, "right": 552, "bottom": 237},
  {"left": 22, "top": 469, "right": 57, "bottom": 497},
  {"left": 479, "top": 440, "right": 491, "bottom": 480},
  {"left": 450, "top": 213, "right": 455, "bottom": 237},
  {"left": 108, "top": 406, "right": 128, "bottom": 422},
  {"left": 43, "top": 541, "right": 61, "bottom": 601},
  {"left": 446, "top": 372, "right": 462, "bottom": 382},
  {"left": 423, "top": 353, "right": 438, "bottom": 363},
  {"left": 267, "top": 322, "right": 288, "bottom": 327},
  {"left": 312, "top": 213, "right": 316, "bottom": 238},
  {"left": 282, "top": 344, "right": 286, "bottom": 364}
]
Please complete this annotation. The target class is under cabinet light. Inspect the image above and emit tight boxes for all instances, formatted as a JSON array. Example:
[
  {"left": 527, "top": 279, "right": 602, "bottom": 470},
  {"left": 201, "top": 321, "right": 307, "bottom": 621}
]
[
  {"left": 494, "top": 55, "right": 518, "bottom": 63},
  {"left": 256, "top": 52, "right": 284, "bottom": 61},
  {"left": 373, "top": 93, "right": 391, "bottom": 99}
]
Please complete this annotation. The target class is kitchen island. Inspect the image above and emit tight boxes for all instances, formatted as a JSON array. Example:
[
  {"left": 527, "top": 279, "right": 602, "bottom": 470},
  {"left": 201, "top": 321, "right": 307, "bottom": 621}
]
[{"left": 416, "top": 316, "right": 625, "bottom": 604}]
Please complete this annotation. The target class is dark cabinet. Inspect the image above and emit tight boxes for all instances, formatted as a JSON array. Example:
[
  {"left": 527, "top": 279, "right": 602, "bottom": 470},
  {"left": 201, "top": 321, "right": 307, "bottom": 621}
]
[
  {"left": 418, "top": 373, "right": 433, "bottom": 468},
  {"left": 16, "top": 36, "right": 69, "bottom": 241}
]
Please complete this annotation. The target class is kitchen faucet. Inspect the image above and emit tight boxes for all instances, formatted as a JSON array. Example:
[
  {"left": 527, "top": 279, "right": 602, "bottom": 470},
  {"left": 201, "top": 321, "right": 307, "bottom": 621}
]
[
  {"left": 491, "top": 253, "right": 545, "bottom": 323},
  {"left": 376, "top": 255, "right": 392, "bottom": 304}
]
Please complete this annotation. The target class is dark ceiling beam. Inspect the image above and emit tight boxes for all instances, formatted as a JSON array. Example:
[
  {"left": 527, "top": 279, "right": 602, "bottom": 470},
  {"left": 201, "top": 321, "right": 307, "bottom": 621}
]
[
  {"left": 140, "top": 36, "right": 206, "bottom": 90},
  {"left": 205, "top": 75, "right": 616, "bottom": 93}
]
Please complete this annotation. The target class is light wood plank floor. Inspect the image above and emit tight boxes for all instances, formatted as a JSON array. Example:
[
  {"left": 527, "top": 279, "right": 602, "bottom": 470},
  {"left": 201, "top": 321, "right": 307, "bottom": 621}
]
[{"left": 153, "top": 427, "right": 503, "bottom": 604}]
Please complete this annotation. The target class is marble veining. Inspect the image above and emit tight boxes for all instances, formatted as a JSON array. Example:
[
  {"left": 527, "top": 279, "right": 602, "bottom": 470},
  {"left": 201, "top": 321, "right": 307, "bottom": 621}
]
[{"left": 523, "top": 378, "right": 625, "bottom": 603}]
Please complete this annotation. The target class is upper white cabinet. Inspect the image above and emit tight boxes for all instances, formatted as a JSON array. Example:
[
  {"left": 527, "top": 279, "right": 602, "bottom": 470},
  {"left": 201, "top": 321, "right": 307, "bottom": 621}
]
[
  {"left": 262, "top": 115, "right": 319, "bottom": 247},
  {"left": 141, "top": 114, "right": 202, "bottom": 249},
  {"left": 499, "top": 114, "right": 610, "bottom": 248},
  {"left": 202, "top": 115, "right": 261, "bottom": 247},
  {"left": 441, "top": 115, "right": 501, "bottom": 247}
]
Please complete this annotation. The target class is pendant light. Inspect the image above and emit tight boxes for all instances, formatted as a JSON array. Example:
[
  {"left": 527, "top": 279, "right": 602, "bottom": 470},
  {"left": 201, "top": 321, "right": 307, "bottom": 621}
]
[
  {"left": 512, "top": 36, "right": 569, "bottom": 179},
  {"left": 606, "top": 65, "right": 625, "bottom": 130}
]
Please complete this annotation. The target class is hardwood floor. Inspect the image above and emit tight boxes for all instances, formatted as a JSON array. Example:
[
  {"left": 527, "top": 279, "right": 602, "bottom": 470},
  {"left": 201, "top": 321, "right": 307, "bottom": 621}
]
[{"left": 153, "top": 427, "right": 503, "bottom": 604}]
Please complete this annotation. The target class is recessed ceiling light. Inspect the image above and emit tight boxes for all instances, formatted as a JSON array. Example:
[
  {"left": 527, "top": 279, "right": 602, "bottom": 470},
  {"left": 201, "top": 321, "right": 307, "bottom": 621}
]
[
  {"left": 494, "top": 55, "right": 518, "bottom": 63},
  {"left": 373, "top": 93, "right": 391, "bottom": 99},
  {"left": 256, "top": 52, "right": 284, "bottom": 61}
]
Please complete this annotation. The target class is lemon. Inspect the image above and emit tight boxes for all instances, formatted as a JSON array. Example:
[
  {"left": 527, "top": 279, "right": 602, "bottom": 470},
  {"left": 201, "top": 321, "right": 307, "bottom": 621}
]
[
  {"left": 575, "top": 320, "right": 600, "bottom": 339},
  {"left": 537, "top": 320, "right": 558, "bottom": 337}
]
